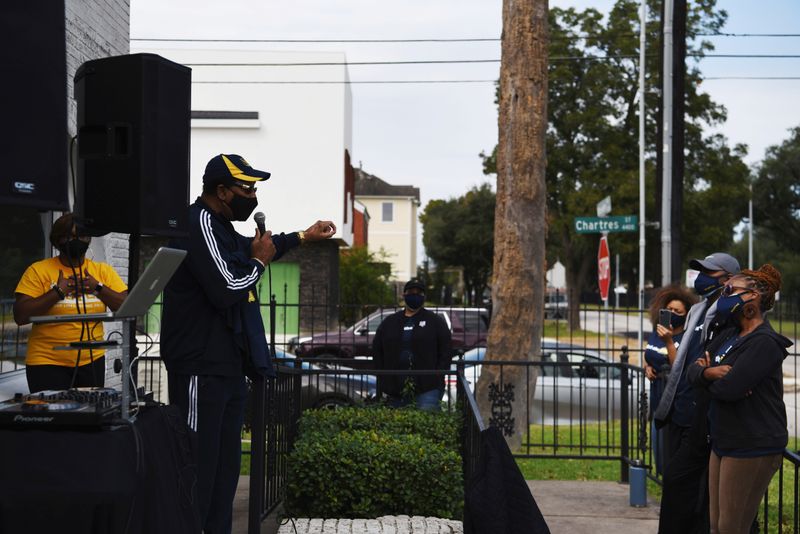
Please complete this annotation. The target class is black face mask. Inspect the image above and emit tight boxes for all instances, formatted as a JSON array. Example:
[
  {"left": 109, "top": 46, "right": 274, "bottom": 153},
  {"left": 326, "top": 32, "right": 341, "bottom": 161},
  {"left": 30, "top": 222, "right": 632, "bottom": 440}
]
[
  {"left": 60, "top": 238, "right": 89, "bottom": 260},
  {"left": 227, "top": 193, "right": 258, "bottom": 221}
]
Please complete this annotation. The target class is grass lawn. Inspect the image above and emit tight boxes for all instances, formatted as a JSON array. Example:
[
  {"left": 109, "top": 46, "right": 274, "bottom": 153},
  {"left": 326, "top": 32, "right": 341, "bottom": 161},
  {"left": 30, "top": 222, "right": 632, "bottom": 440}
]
[
  {"left": 516, "top": 423, "right": 798, "bottom": 533},
  {"left": 516, "top": 421, "right": 663, "bottom": 500}
]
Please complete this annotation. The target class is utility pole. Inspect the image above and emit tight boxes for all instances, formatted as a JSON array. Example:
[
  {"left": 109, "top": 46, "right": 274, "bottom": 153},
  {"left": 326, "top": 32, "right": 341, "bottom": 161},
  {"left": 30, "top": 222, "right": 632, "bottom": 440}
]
[
  {"left": 660, "top": 0, "right": 674, "bottom": 286},
  {"left": 476, "top": 0, "right": 548, "bottom": 450},
  {"left": 638, "top": 0, "right": 646, "bottom": 364},
  {"left": 671, "top": 0, "right": 687, "bottom": 281},
  {"left": 659, "top": 0, "right": 687, "bottom": 285},
  {"left": 748, "top": 183, "right": 754, "bottom": 269}
]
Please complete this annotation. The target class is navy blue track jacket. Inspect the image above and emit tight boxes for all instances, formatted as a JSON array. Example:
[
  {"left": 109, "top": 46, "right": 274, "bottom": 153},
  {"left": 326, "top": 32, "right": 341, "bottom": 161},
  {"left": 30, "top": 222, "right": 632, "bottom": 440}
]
[{"left": 161, "top": 198, "right": 299, "bottom": 377}]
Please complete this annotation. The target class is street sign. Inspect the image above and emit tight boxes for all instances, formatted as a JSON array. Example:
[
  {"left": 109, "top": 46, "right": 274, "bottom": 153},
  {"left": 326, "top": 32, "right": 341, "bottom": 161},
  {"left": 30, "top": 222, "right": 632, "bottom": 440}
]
[
  {"left": 598, "top": 236, "right": 611, "bottom": 301},
  {"left": 574, "top": 215, "right": 638, "bottom": 234},
  {"left": 596, "top": 196, "right": 612, "bottom": 217}
]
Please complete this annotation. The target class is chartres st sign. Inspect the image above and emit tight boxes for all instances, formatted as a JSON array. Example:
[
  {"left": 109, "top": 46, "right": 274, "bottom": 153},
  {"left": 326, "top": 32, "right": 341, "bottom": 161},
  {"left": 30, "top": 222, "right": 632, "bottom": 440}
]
[{"left": 574, "top": 215, "right": 638, "bottom": 234}]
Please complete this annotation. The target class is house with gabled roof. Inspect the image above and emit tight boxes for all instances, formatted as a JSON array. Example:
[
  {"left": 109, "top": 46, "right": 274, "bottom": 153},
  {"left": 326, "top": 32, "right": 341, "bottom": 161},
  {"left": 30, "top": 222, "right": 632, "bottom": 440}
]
[{"left": 354, "top": 168, "right": 420, "bottom": 283}]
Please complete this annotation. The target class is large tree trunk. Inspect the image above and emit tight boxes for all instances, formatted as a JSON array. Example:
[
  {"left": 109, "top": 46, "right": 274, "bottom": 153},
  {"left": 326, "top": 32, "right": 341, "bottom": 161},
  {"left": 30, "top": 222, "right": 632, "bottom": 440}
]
[{"left": 475, "top": 0, "right": 548, "bottom": 451}]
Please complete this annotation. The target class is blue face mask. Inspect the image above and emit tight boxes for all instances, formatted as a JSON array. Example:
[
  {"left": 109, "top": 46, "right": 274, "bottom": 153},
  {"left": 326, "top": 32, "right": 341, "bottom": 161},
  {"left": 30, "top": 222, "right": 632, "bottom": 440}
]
[
  {"left": 670, "top": 312, "right": 686, "bottom": 329},
  {"left": 694, "top": 272, "right": 723, "bottom": 297},
  {"left": 403, "top": 294, "right": 425, "bottom": 311},
  {"left": 714, "top": 294, "right": 746, "bottom": 323}
]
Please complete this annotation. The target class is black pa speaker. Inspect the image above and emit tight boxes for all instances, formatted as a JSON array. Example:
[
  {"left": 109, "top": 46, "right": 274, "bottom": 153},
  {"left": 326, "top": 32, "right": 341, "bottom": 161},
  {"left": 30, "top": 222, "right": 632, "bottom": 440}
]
[
  {"left": 0, "top": 0, "right": 69, "bottom": 210},
  {"left": 74, "top": 53, "right": 191, "bottom": 236}
]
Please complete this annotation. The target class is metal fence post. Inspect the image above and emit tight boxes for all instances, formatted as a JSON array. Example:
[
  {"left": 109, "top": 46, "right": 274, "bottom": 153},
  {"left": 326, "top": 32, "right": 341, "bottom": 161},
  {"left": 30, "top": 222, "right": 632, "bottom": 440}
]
[
  {"left": 620, "top": 345, "right": 630, "bottom": 483},
  {"left": 248, "top": 376, "right": 266, "bottom": 534}
]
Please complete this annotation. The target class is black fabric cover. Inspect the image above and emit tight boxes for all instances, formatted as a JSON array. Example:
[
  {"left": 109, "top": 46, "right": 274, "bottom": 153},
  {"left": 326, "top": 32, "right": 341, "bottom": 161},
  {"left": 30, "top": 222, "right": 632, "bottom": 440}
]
[
  {"left": 464, "top": 426, "right": 550, "bottom": 534},
  {"left": 0, "top": 405, "right": 199, "bottom": 534}
]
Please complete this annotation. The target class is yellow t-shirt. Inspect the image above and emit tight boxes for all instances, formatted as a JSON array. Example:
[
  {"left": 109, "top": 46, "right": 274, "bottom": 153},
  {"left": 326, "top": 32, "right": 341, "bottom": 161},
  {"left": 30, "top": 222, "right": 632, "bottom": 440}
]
[{"left": 15, "top": 257, "right": 128, "bottom": 367}]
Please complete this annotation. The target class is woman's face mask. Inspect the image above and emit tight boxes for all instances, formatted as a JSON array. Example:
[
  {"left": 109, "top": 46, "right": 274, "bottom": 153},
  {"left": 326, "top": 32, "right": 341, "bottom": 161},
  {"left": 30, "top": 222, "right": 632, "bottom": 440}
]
[
  {"left": 715, "top": 283, "right": 757, "bottom": 323},
  {"left": 59, "top": 238, "right": 90, "bottom": 260},
  {"left": 669, "top": 312, "right": 687, "bottom": 329}
]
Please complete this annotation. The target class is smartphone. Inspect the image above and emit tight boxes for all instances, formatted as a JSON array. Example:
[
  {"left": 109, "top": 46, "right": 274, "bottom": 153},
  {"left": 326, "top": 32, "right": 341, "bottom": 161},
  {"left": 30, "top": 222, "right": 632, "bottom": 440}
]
[{"left": 658, "top": 309, "right": 672, "bottom": 328}]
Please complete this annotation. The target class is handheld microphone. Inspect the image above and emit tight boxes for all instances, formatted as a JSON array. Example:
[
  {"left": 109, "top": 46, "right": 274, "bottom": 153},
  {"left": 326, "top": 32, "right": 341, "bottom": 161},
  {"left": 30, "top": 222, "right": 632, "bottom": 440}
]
[{"left": 254, "top": 212, "right": 266, "bottom": 237}]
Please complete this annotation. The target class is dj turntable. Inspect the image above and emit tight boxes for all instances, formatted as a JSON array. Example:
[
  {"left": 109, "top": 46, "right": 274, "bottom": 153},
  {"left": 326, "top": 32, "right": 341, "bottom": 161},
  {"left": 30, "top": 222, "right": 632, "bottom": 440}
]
[{"left": 0, "top": 388, "right": 122, "bottom": 428}]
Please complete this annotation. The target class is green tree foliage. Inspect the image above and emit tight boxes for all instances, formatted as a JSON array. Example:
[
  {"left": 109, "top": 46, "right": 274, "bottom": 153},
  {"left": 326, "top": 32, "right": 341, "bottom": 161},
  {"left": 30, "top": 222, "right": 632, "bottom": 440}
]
[
  {"left": 419, "top": 184, "right": 495, "bottom": 305},
  {"left": 338, "top": 246, "right": 395, "bottom": 325},
  {"left": 752, "top": 127, "right": 800, "bottom": 248},
  {"left": 740, "top": 126, "right": 800, "bottom": 295},
  {"left": 730, "top": 229, "right": 800, "bottom": 297},
  {"left": 481, "top": 0, "right": 749, "bottom": 313}
]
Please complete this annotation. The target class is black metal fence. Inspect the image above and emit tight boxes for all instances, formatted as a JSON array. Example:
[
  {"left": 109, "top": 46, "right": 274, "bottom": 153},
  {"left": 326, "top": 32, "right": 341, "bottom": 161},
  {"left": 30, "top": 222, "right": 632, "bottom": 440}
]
[
  {"left": 247, "top": 367, "right": 302, "bottom": 531},
  {"left": 2, "top": 292, "right": 800, "bottom": 532}
]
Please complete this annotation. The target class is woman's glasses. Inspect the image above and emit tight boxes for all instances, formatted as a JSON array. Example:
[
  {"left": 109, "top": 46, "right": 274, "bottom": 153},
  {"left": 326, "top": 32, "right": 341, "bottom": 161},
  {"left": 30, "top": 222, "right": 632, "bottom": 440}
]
[{"left": 721, "top": 284, "right": 755, "bottom": 298}]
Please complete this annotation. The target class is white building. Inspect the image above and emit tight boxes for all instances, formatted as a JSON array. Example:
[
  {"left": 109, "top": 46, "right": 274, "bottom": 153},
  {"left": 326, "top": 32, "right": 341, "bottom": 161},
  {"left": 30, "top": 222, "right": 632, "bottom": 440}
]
[
  {"left": 354, "top": 168, "right": 420, "bottom": 282},
  {"left": 132, "top": 47, "right": 356, "bottom": 245},
  {"left": 131, "top": 47, "right": 360, "bottom": 330}
]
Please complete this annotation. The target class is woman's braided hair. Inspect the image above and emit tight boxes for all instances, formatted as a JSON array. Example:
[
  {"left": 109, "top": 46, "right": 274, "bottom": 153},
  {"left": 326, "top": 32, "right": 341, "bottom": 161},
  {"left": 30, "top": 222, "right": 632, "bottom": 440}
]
[{"left": 739, "top": 264, "right": 782, "bottom": 312}]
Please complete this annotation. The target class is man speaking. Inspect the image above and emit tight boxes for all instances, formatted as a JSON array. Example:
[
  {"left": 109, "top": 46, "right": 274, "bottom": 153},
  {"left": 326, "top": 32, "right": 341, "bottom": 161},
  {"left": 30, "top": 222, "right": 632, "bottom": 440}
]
[{"left": 161, "top": 154, "right": 335, "bottom": 533}]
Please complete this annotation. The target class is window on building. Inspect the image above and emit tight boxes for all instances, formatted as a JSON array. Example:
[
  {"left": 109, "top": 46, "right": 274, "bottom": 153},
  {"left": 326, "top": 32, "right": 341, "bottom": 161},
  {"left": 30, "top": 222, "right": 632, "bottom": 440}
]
[
  {"left": 381, "top": 202, "right": 393, "bottom": 222},
  {"left": 0, "top": 207, "right": 46, "bottom": 299}
]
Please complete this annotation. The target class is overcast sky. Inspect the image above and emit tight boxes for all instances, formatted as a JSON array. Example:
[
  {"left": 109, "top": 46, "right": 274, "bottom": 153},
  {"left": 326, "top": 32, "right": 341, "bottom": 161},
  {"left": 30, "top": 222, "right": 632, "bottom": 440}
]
[{"left": 131, "top": 0, "right": 800, "bottom": 232}]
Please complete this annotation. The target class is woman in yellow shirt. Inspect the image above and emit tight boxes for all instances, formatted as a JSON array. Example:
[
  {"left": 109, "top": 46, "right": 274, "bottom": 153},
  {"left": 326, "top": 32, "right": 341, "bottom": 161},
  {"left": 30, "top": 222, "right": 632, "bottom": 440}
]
[{"left": 13, "top": 213, "right": 128, "bottom": 392}]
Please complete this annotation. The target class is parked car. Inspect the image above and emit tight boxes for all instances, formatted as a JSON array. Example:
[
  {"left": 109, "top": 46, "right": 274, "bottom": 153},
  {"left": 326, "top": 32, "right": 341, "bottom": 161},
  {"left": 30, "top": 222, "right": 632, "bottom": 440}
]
[
  {"left": 447, "top": 340, "right": 638, "bottom": 424},
  {"left": 292, "top": 307, "right": 490, "bottom": 361},
  {"left": 274, "top": 350, "right": 378, "bottom": 410},
  {"left": 544, "top": 291, "right": 569, "bottom": 319}
]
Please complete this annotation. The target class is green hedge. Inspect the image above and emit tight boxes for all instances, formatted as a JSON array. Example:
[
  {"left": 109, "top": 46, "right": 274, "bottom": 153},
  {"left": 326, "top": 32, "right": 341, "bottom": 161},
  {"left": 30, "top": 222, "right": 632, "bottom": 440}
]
[
  {"left": 297, "top": 406, "right": 460, "bottom": 446},
  {"left": 285, "top": 407, "right": 463, "bottom": 519}
]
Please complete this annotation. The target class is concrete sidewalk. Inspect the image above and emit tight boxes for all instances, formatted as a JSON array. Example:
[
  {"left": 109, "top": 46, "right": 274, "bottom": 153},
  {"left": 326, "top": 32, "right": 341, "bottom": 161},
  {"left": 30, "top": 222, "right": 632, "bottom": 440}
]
[
  {"left": 528, "top": 480, "right": 659, "bottom": 533},
  {"left": 233, "top": 477, "right": 660, "bottom": 534}
]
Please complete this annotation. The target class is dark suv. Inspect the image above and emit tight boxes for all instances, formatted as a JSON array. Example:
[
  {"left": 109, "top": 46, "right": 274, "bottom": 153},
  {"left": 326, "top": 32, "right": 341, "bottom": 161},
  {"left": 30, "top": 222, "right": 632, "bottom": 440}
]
[{"left": 293, "top": 307, "right": 490, "bottom": 359}]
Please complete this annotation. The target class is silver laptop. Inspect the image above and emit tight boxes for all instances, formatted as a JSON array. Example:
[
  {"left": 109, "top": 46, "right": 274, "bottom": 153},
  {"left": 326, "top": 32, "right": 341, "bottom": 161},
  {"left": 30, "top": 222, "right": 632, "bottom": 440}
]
[{"left": 31, "top": 247, "right": 187, "bottom": 324}]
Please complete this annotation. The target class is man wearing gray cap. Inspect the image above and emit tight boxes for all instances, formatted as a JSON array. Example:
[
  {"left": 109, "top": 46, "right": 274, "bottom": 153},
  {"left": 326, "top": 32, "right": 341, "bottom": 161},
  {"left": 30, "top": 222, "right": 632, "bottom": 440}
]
[{"left": 655, "top": 252, "right": 740, "bottom": 533}]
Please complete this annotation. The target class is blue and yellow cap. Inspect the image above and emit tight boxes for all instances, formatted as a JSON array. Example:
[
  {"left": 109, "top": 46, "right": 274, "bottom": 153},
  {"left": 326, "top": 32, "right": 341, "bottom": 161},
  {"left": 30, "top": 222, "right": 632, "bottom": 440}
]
[{"left": 203, "top": 154, "right": 271, "bottom": 187}]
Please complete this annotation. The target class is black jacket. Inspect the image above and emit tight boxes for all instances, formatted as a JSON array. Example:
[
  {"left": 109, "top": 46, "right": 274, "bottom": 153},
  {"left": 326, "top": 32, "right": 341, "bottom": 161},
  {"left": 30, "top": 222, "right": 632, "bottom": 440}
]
[
  {"left": 161, "top": 198, "right": 299, "bottom": 377},
  {"left": 373, "top": 308, "right": 451, "bottom": 396},
  {"left": 687, "top": 322, "right": 792, "bottom": 450}
]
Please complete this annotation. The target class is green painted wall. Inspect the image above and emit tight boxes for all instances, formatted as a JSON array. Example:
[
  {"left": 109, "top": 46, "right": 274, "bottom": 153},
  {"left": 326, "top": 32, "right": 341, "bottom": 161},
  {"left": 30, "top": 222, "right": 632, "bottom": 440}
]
[{"left": 257, "top": 262, "right": 300, "bottom": 337}]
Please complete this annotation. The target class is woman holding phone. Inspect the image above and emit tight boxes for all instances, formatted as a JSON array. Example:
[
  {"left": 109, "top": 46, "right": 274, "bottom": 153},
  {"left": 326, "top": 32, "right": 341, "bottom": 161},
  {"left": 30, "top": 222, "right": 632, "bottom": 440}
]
[{"left": 644, "top": 284, "right": 698, "bottom": 473}]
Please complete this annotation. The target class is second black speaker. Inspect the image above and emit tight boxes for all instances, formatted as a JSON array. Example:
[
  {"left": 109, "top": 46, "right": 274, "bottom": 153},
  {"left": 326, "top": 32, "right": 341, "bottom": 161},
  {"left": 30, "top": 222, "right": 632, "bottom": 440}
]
[{"left": 74, "top": 53, "right": 191, "bottom": 236}]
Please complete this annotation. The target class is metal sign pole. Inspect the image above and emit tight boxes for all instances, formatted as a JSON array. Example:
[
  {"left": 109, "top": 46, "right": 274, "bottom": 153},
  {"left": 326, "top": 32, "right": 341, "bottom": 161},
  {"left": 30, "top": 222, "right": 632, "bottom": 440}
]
[{"left": 121, "top": 318, "right": 134, "bottom": 422}]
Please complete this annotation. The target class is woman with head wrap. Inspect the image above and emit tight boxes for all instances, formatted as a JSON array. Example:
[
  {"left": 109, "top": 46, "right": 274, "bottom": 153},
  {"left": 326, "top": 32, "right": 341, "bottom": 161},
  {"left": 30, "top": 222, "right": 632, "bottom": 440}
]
[{"left": 687, "top": 264, "right": 791, "bottom": 534}]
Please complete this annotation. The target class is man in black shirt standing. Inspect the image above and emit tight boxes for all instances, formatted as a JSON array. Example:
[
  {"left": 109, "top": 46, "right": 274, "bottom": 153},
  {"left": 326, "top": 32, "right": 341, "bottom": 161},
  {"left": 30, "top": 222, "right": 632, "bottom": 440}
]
[
  {"left": 373, "top": 278, "right": 451, "bottom": 410},
  {"left": 161, "top": 153, "right": 336, "bottom": 534}
]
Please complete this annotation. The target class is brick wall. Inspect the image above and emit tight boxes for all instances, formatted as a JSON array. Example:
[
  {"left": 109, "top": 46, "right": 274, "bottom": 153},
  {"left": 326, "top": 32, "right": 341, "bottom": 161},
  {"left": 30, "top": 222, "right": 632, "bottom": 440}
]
[
  {"left": 278, "top": 240, "right": 340, "bottom": 330},
  {"left": 65, "top": 0, "right": 130, "bottom": 387}
]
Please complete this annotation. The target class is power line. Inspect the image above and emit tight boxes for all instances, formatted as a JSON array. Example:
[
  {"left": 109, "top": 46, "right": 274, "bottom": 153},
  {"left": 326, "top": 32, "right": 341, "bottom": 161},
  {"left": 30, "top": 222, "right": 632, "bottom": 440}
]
[
  {"left": 131, "top": 32, "right": 800, "bottom": 44},
  {"left": 694, "top": 53, "right": 800, "bottom": 58},
  {"left": 180, "top": 53, "right": 800, "bottom": 68},
  {"left": 698, "top": 32, "right": 800, "bottom": 37},
  {"left": 183, "top": 55, "right": 637, "bottom": 68},
  {"left": 190, "top": 76, "right": 800, "bottom": 85},
  {"left": 192, "top": 79, "right": 498, "bottom": 84},
  {"left": 132, "top": 37, "right": 501, "bottom": 43},
  {"left": 703, "top": 76, "right": 800, "bottom": 80}
]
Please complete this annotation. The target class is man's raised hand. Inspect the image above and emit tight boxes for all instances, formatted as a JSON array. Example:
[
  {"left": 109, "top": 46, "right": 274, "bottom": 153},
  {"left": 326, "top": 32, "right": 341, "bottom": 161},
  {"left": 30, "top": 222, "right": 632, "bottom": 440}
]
[{"left": 304, "top": 220, "right": 336, "bottom": 241}]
